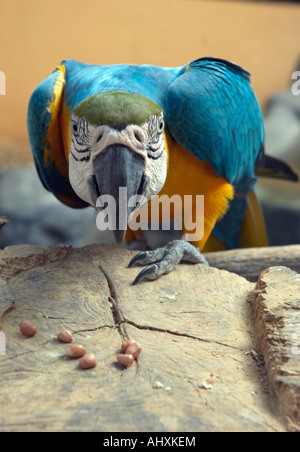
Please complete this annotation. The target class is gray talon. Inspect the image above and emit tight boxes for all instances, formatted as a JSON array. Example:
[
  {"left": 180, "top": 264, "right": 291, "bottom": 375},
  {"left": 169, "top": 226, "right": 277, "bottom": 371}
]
[
  {"left": 132, "top": 265, "right": 158, "bottom": 285},
  {"left": 130, "top": 239, "right": 208, "bottom": 284},
  {"left": 128, "top": 251, "right": 148, "bottom": 268}
]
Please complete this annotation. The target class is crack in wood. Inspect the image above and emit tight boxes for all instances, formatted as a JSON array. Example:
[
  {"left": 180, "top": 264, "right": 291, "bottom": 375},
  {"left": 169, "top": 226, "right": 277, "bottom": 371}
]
[
  {"left": 98, "top": 263, "right": 127, "bottom": 340},
  {"left": 121, "top": 318, "right": 242, "bottom": 351},
  {"left": 97, "top": 266, "right": 243, "bottom": 352},
  {"left": 72, "top": 325, "right": 115, "bottom": 335}
]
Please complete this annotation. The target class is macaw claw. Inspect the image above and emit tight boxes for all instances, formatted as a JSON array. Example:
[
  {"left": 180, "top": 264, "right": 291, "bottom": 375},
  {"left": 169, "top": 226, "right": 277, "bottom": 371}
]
[
  {"left": 132, "top": 265, "right": 159, "bottom": 286},
  {"left": 128, "top": 251, "right": 149, "bottom": 268},
  {"left": 129, "top": 240, "right": 209, "bottom": 285}
]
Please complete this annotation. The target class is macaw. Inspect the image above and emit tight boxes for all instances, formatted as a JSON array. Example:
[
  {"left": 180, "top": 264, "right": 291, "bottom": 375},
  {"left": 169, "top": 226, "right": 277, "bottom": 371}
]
[{"left": 27, "top": 58, "right": 284, "bottom": 284}]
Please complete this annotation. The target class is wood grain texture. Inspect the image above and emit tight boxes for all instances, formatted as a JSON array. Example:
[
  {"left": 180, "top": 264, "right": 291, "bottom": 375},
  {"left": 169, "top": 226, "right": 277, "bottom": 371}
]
[{"left": 0, "top": 244, "right": 291, "bottom": 431}]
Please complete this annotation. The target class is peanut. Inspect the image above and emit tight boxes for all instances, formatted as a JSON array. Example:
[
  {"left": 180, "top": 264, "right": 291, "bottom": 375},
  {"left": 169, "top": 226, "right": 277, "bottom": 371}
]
[
  {"left": 19, "top": 320, "right": 37, "bottom": 337},
  {"left": 121, "top": 338, "right": 137, "bottom": 352},
  {"left": 206, "top": 374, "right": 220, "bottom": 385},
  {"left": 117, "top": 353, "right": 134, "bottom": 368},
  {"left": 79, "top": 353, "right": 97, "bottom": 369},
  {"left": 125, "top": 341, "right": 142, "bottom": 359},
  {"left": 57, "top": 330, "right": 73, "bottom": 343},
  {"left": 67, "top": 343, "right": 86, "bottom": 358}
]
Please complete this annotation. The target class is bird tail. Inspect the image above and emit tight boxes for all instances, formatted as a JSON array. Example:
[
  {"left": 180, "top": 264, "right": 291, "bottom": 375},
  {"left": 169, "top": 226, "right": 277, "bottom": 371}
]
[
  {"left": 237, "top": 189, "right": 268, "bottom": 248},
  {"left": 255, "top": 155, "right": 298, "bottom": 182}
]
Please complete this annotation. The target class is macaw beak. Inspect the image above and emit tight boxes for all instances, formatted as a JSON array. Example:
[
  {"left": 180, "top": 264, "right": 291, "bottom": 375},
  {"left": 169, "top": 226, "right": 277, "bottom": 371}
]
[{"left": 88, "top": 144, "right": 148, "bottom": 244}]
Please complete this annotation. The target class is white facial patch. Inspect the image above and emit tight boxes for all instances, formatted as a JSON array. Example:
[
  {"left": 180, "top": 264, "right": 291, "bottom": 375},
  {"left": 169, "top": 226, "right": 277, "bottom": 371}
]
[{"left": 69, "top": 113, "right": 168, "bottom": 207}]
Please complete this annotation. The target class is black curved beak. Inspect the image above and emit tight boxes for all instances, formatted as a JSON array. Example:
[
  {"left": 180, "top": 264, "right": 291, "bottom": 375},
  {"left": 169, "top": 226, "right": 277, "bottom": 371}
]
[{"left": 88, "top": 144, "right": 148, "bottom": 244}]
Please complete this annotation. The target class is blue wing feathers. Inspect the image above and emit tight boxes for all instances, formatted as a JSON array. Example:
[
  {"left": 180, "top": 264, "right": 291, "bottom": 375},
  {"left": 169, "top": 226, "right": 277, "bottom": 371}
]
[
  {"left": 193, "top": 57, "right": 251, "bottom": 80},
  {"left": 165, "top": 58, "right": 264, "bottom": 187}
]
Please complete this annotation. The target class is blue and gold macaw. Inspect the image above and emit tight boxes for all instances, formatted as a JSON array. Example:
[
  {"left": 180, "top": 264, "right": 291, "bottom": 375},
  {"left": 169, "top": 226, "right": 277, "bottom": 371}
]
[{"left": 28, "top": 58, "right": 295, "bottom": 284}]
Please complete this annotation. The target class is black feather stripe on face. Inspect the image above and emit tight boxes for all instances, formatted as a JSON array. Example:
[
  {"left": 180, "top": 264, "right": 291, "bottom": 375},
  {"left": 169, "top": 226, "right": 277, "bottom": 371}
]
[
  {"left": 70, "top": 151, "right": 91, "bottom": 162},
  {"left": 71, "top": 116, "right": 92, "bottom": 162}
]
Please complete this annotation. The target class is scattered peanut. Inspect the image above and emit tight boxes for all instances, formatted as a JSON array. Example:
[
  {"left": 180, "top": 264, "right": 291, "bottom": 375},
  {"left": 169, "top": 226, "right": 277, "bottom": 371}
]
[
  {"left": 125, "top": 341, "right": 142, "bottom": 359},
  {"left": 67, "top": 343, "right": 86, "bottom": 358},
  {"left": 19, "top": 320, "right": 37, "bottom": 337},
  {"left": 118, "top": 338, "right": 142, "bottom": 368},
  {"left": 206, "top": 374, "right": 220, "bottom": 385},
  {"left": 79, "top": 353, "right": 97, "bottom": 370},
  {"left": 57, "top": 330, "right": 73, "bottom": 343},
  {"left": 121, "top": 338, "right": 137, "bottom": 352},
  {"left": 117, "top": 353, "right": 134, "bottom": 368},
  {"left": 200, "top": 374, "right": 220, "bottom": 390}
]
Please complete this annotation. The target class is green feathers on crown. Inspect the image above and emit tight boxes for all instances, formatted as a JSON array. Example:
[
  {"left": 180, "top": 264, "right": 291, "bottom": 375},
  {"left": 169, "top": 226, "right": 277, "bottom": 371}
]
[{"left": 73, "top": 91, "right": 162, "bottom": 129}]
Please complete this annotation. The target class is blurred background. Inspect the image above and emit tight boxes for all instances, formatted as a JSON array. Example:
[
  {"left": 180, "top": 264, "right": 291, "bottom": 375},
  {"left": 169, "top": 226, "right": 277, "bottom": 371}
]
[{"left": 0, "top": 0, "right": 300, "bottom": 249}]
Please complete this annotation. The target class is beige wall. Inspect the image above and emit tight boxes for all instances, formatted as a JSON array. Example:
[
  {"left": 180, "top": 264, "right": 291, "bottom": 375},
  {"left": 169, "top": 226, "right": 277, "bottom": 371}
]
[{"left": 0, "top": 0, "right": 299, "bottom": 142}]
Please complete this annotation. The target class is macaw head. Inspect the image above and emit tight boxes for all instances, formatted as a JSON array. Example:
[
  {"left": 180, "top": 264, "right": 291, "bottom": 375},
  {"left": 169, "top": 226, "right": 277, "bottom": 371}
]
[{"left": 69, "top": 91, "right": 168, "bottom": 243}]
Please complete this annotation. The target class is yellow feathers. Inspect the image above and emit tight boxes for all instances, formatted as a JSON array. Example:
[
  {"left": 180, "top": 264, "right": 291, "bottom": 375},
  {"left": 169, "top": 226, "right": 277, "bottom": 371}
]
[
  {"left": 43, "top": 65, "right": 69, "bottom": 178},
  {"left": 160, "top": 135, "right": 234, "bottom": 250}
]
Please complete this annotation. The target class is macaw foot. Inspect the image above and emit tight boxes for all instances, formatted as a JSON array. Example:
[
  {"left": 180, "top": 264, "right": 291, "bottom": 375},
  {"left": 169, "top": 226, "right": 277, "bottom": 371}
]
[{"left": 128, "top": 239, "right": 209, "bottom": 285}]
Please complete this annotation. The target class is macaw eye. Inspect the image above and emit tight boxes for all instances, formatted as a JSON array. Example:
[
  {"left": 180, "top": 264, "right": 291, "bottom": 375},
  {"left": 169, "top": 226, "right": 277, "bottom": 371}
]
[
  {"left": 158, "top": 118, "right": 165, "bottom": 133},
  {"left": 72, "top": 122, "right": 79, "bottom": 135}
]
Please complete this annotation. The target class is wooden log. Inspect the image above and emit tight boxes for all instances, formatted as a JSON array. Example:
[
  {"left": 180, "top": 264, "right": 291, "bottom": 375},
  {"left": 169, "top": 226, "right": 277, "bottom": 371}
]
[
  {"left": 205, "top": 245, "right": 300, "bottom": 282},
  {"left": 1, "top": 243, "right": 299, "bottom": 432}
]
